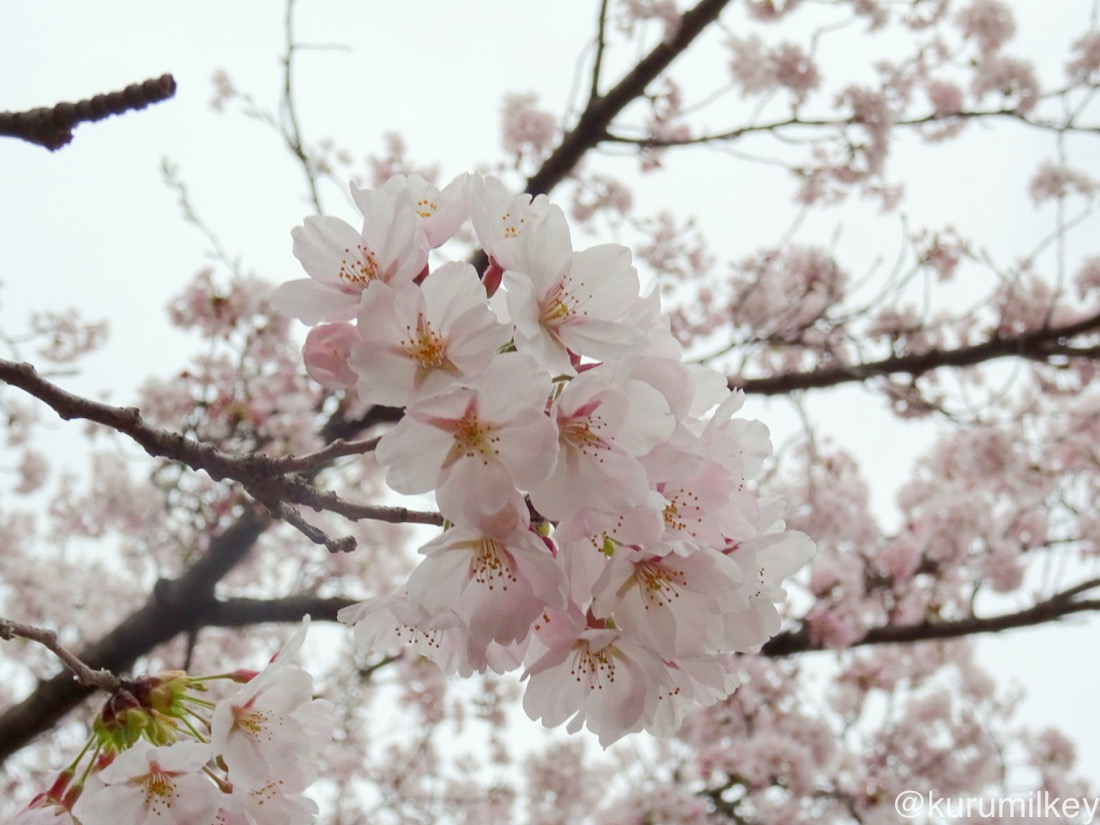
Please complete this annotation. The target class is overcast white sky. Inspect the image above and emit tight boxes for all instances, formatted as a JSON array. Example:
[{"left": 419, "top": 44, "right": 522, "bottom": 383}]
[{"left": 2, "top": 0, "right": 1099, "bottom": 787}]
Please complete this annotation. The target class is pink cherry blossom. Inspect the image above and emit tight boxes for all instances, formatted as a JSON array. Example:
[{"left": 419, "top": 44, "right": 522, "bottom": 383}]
[
  {"left": 362, "top": 172, "right": 469, "bottom": 248},
  {"left": 273, "top": 186, "right": 428, "bottom": 325},
  {"left": 214, "top": 765, "right": 319, "bottom": 825},
  {"left": 71, "top": 740, "right": 219, "bottom": 825},
  {"left": 348, "top": 261, "right": 511, "bottom": 406},
  {"left": 406, "top": 515, "right": 568, "bottom": 654},
  {"left": 210, "top": 620, "right": 333, "bottom": 789},
  {"left": 522, "top": 625, "right": 674, "bottom": 747},
  {"left": 590, "top": 544, "right": 747, "bottom": 658},
  {"left": 528, "top": 366, "right": 657, "bottom": 521},
  {"left": 374, "top": 352, "right": 559, "bottom": 524},
  {"left": 467, "top": 173, "right": 552, "bottom": 271},
  {"left": 499, "top": 207, "right": 648, "bottom": 374},
  {"left": 301, "top": 323, "right": 358, "bottom": 390},
  {"left": 339, "top": 592, "right": 525, "bottom": 677}
]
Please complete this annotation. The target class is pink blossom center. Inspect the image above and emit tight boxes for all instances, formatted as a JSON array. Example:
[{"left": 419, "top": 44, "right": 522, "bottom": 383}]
[
  {"left": 467, "top": 538, "right": 518, "bottom": 590},
  {"left": 443, "top": 409, "right": 500, "bottom": 466},
  {"left": 401, "top": 314, "right": 449, "bottom": 372},
  {"left": 662, "top": 490, "right": 701, "bottom": 538},
  {"left": 232, "top": 702, "right": 276, "bottom": 742},
  {"left": 561, "top": 402, "right": 610, "bottom": 456},
  {"left": 415, "top": 197, "right": 439, "bottom": 219},
  {"left": 140, "top": 763, "right": 178, "bottom": 812},
  {"left": 570, "top": 643, "right": 617, "bottom": 688},
  {"left": 338, "top": 243, "right": 382, "bottom": 288},
  {"left": 635, "top": 561, "right": 685, "bottom": 609}
]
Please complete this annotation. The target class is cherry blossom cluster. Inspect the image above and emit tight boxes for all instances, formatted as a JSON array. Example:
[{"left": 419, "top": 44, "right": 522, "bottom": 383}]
[
  {"left": 273, "top": 173, "right": 815, "bottom": 746},
  {"left": 14, "top": 619, "right": 332, "bottom": 825}
]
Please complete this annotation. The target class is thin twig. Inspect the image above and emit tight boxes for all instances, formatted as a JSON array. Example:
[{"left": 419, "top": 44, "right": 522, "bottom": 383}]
[
  {"left": 271, "top": 436, "right": 381, "bottom": 473},
  {"left": 0, "top": 618, "right": 120, "bottom": 692},
  {"left": 281, "top": 0, "right": 324, "bottom": 213},
  {"left": 259, "top": 497, "right": 358, "bottom": 553},
  {"left": 589, "top": 0, "right": 612, "bottom": 104}
]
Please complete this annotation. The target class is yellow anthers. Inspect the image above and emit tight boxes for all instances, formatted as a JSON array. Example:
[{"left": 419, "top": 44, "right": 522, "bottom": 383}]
[
  {"left": 401, "top": 316, "right": 448, "bottom": 370},
  {"left": 452, "top": 413, "right": 499, "bottom": 459},
  {"left": 572, "top": 645, "right": 616, "bottom": 688},
  {"left": 415, "top": 197, "right": 439, "bottom": 218},
  {"left": 635, "top": 561, "right": 684, "bottom": 609},
  {"left": 471, "top": 538, "right": 518, "bottom": 590},
  {"left": 499, "top": 211, "right": 527, "bottom": 238},
  {"left": 338, "top": 243, "right": 382, "bottom": 286}
]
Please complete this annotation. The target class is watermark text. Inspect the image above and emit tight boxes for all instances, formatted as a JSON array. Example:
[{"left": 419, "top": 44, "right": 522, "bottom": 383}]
[{"left": 895, "top": 790, "right": 1100, "bottom": 823}]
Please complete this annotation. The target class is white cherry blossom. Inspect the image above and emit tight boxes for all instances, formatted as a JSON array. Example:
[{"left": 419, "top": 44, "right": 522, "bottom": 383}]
[
  {"left": 362, "top": 172, "right": 469, "bottom": 248},
  {"left": 348, "top": 262, "right": 510, "bottom": 406},
  {"left": 71, "top": 740, "right": 218, "bottom": 825},
  {"left": 274, "top": 185, "right": 428, "bottom": 325},
  {"left": 500, "top": 207, "right": 648, "bottom": 374},
  {"left": 210, "top": 620, "right": 333, "bottom": 789},
  {"left": 375, "top": 352, "right": 559, "bottom": 524}
]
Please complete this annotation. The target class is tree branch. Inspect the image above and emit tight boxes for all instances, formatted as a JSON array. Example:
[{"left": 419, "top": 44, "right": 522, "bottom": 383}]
[
  {"left": 0, "top": 359, "right": 443, "bottom": 532},
  {"left": 603, "top": 107, "right": 1100, "bottom": 148},
  {"left": 732, "top": 310, "right": 1100, "bottom": 395},
  {"left": 526, "top": 0, "right": 732, "bottom": 198},
  {"left": 0, "top": 618, "right": 120, "bottom": 693},
  {"left": 762, "top": 579, "right": 1100, "bottom": 656},
  {"left": 0, "top": 75, "right": 177, "bottom": 151}
]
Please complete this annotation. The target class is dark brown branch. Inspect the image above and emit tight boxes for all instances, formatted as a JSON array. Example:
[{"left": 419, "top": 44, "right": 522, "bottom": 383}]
[
  {"left": 0, "top": 75, "right": 176, "bottom": 151},
  {"left": 208, "top": 594, "right": 357, "bottom": 626},
  {"left": 0, "top": 359, "right": 442, "bottom": 529},
  {"left": 589, "top": 0, "right": 612, "bottom": 105},
  {"left": 270, "top": 436, "right": 380, "bottom": 473},
  {"left": 732, "top": 310, "right": 1100, "bottom": 395},
  {"left": 471, "top": 0, "right": 735, "bottom": 274},
  {"left": 761, "top": 581, "right": 1100, "bottom": 656},
  {"left": 526, "top": 0, "right": 732, "bottom": 198},
  {"left": 259, "top": 497, "right": 358, "bottom": 553}
]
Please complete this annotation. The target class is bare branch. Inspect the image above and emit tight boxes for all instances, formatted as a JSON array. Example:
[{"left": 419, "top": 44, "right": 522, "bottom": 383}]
[
  {"left": 732, "top": 310, "right": 1100, "bottom": 395},
  {"left": 604, "top": 107, "right": 1100, "bottom": 148},
  {"left": 762, "top": 578, "right": 1100, "bottom": 656},
  {"left": 0, "top": 359, "right": 442, "bottom": 528},
  {"left": 0, "top": 75, "right": 176, "bottom": 151},
  {"left": 259, "top": 497, "right": 358, "bottom": 553},
  {"left": 271, "top": 436, "right": 381, "bottom": 473},
  {"left": 589, "top": 0, "right": 612, "bottom": 105},
  {"left": 0, "top": 618, "right": 120, "bottom": 692},
  {"left": 526, "top": 0, "right": 733, "bottom": 198}
]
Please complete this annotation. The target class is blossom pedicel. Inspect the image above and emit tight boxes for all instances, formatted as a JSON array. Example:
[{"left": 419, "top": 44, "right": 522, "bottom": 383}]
[{"left": 273, "top": 172, "right": 815, "bottom": 747}]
